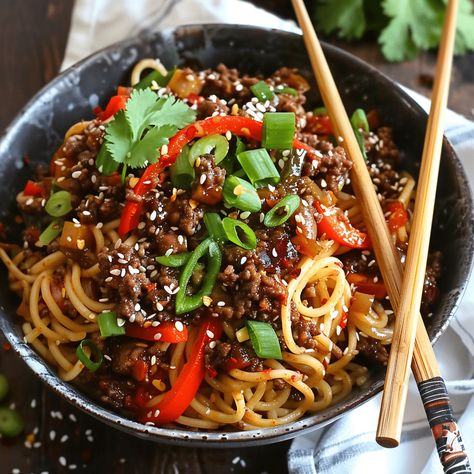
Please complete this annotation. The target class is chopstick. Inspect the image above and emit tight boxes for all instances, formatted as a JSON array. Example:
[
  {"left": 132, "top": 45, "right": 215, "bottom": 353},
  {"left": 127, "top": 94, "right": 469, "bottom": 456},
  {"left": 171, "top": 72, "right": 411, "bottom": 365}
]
[
  {"left": 377, "top": 0, "right": 460, "bottom": 447},
  {"left": 291, "top": 0, "right": 471, "bottom": 471}
]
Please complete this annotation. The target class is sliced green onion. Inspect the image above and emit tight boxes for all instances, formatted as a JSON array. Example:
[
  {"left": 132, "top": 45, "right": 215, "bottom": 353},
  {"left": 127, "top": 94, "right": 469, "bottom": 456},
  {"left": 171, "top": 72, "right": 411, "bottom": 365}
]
[
  {"left": 96, "top": 144, "right": 119, "bottom": 176},
  {"left": 353, "top": 127, "right": 368, "bottom": 160},
  {"left": 350, "top": 108, "right": 369, "bottom": 133},
  {"left": 0, "top": 374, "right": 8, "bottom": 402},
  {"left": 38, "top": 220, "right": 63, "bottom": 246},
  {"left": 223, "top": 176, "right": 261, "bottom": 213},
  {"left": 262, "top": 112, "right": 296, "bottom": 150},
  {"left": 175, "top": 238, "right": 222, "bottom": 315},
  {"left": 0, "top": 407, "right": 24, "bottom": 438},
  {"left": 76, "top": 339, "right": 103, "bottom": 372},
  {"left": 156, "top": 252, "right": 192, "bottom": 267},
  {"left": 237, "top": 148, "right": 280, "bottom": 189},
  {"left": 246, "top": 320, "right": 282, "bottom": 359},
  {"left": 134, "top": 67, "right": 175, "bottom": 90},
  {"left": 313, "top": 106, "right": 327, "bottom": 115},
  {"left": 45, "top": 190, "right": 72, "bottom": 217},
  {"left": 222, "top": 217, "right": 257, "bottom": 250},
  {"left": 275, "top": 86, "right": 298, "bottom": 96},
  {"left": 170, "top": 146, "right": 194, "bottom": 189},
  {"left": 264, "top": 195, "right": 301, "bottom": 228},
  {"left": 250, "top": 81, "right": 274, "bottom": 102},
  {"left": 204, "top": 213, "right": 228, "bottom": 243},
  {"left": 189, "top": 134, "right": 229, "bottom": 165},
  {"left": 97, "top": 311, "right": 125, "bottom": 338}
]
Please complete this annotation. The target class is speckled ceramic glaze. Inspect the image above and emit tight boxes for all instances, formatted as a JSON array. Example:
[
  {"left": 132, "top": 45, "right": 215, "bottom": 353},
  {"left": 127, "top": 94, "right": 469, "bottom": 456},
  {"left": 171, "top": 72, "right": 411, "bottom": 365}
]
[{"left": 0, "top": 24, "right": 472, "bottom": 447}]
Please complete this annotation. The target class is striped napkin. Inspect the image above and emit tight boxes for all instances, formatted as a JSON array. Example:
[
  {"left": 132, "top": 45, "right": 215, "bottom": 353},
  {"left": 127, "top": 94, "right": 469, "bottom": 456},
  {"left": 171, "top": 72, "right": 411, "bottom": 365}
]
[{"left": 62, "top": 1, "right": 474, "bottom": 472}]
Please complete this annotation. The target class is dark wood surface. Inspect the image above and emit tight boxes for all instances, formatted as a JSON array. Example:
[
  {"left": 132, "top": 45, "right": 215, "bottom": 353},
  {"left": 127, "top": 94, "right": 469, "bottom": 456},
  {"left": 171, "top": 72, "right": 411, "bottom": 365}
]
[{"left": 1, "top": 1, "right": 473, "bottom": 473}]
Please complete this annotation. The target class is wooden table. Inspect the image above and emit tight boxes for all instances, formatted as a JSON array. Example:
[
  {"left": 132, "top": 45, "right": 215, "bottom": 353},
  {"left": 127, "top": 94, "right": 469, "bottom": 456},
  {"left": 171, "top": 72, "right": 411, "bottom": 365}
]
[{"left": 1, "top": 1, "right": 473, "bottom": 473}]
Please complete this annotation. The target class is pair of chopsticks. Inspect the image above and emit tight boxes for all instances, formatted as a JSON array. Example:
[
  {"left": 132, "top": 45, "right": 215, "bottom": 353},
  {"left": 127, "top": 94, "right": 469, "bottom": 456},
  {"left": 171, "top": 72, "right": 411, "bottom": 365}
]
[{"left": 291, "top": 0, "right": 471, "bottom": 472}]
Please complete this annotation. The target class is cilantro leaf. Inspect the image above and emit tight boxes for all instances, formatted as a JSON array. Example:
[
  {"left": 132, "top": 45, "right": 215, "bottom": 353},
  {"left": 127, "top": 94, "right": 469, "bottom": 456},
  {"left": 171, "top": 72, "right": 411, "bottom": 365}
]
[
  {"left": 378, "top": 14, "right": 419, "bottom": 62},
  {"left": 125, "top": 88, "right": 160, "bottom": 141},
  {"left": 314, "top": 0, "right": 366, "bottom": 40},
  {"left": 147, "top": 96, "right": 197, "bottom": 129},
  {"left": 127, "top": 125, "right": 177, "bottom": 168},
  {"left": 452, "top": 0, "right": 474, "bottom": 54},
  {"left": 104, "top": 110, "right": 132, "bottom": 164},
  {"left": 97, "top": 88, "right": 196, "bottom": 173}
]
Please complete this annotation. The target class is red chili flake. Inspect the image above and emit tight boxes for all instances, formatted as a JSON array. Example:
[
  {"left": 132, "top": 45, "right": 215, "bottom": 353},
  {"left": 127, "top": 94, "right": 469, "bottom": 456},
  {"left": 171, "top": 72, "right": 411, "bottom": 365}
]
[
  {"left": 3, "top": 342, "right": 11, "bottom": 351},
  {"left": 289, "top": 268, "right": 301, "bottom": 278},
  {"left": 145, "top": 283, "right": 156, "bottom": 293},
  {"left": 206, "top": 367, "right": 218, "bottom": 378},
  {"left": 321, "top": 298, "right": 328, "bottom": 305}
]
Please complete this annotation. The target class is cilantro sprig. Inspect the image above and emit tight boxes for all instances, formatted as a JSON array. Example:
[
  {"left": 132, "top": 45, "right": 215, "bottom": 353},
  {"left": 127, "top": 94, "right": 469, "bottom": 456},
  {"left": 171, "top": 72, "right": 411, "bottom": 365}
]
[
  {"left": 96, "top": 88, "right": 196, "bottom": 175},
  {"left": 314, "top": 0, "right": 474, "bottom": 62}
]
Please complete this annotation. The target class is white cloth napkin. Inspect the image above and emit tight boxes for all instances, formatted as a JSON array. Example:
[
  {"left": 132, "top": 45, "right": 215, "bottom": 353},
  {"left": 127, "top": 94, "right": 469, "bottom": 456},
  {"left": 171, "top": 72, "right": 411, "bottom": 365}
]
[{"left": 62, "top": 2, "right": 474, "bottom": 472}]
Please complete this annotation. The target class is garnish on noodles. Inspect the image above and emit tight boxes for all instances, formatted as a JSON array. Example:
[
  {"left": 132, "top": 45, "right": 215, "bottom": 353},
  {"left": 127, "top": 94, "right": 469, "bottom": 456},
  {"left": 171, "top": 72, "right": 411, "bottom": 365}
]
[{"left": 0, "top": 59, "right": 442, "bottom": 430}]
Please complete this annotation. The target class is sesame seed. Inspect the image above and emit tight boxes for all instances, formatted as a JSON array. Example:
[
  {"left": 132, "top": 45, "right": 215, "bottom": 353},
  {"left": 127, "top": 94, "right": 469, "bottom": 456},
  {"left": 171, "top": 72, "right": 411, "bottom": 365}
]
[
  {"left": 240, "top": 256, "right": 247, "bottom": 265},
  {"left": 134, "top": 303, "right": 141, "bottom": 311},
  {"left": 59, "top": 457, "right": 67, "bottom": 467},
  {"left": 200, "top": 174, "right": 206, "bottom": 185},
  {"left": 235, "top": 84, "right": 243, "bottom": 91},
  {"left": 60, "top": 434, "right": 69, "bottom": 443},
  {"left": 278, "top": 159, "right": 285, "bottom": 169},
  {"left": 137, "top": 221, "right": 146, "bottom": 230},
  {"left": 216, "top": 301, "right": 225, "bottom": 307},
  {"left": 154, "top": 333, "right": 162, "bottom": 341},
  {"left": 149, "top": 210, "right": 157, "bottom": 221},
  {"left": 165, "top": 248, "right": 173, "bottom": 257},
  {"left": 31, "top": 399, "right": 37, "bottom": 408},
  {"left": 336, "top": 325, "right": 342, "bottom": 336},
  {"left": 320, "top": 179, "right": 327, "bottom": 188},
  {"left": 175, "top": 321, "right": 184, "bottom": 332},
  {"left": 259, "top": 213, "right": 265, "bottom": 223},
  {"left": 319, "top": 323, "right": 325, "bottom": 332},
  {"left": 272, "top": 248, "right": 278, "bottom": 258},
  {"left": 71, "top": 171, "right": 81, "bottom": 179},
  {"left": 161, "top": 145, "right": 168, "bottom": 155},
  {"left": 206, "top": 330, "right": 215, "bottom": 338},
  {"left": 110, "top": 269, "right": 120, "bottom": 276},
  {"left": 209, "top": 341, "right": 217, "bottom": 349},
  {"left": 240, "top": 211, "right": 250, "bottom": 220},
  {"left": 129, "top": 315, "right": 136, "bottom": 323}
]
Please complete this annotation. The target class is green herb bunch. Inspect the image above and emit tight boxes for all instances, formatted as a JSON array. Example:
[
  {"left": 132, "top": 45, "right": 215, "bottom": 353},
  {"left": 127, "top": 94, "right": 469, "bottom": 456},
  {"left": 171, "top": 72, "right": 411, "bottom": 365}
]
[{"left": 314, "top": 0, "right": 474, "bottom": 61}]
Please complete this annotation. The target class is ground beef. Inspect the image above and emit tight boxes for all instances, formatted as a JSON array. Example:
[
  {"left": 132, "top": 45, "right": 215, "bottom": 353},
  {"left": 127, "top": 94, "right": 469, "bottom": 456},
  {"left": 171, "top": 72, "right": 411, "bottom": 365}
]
[
  {"left": 422, "top": 251, "right": 442, "bottom": 314},
  {"left": 98, "top": 377, "right": 135, "bottom": 411},
  {"left": 191, "top": 155, "right": 226, "bottom": 205},
  {"left": 196, "top": 98, "right": 229, "bottom": 120},
  {"left": 301, "top": 139, "right": 352, "bottom": 193},
  {"left": 356, "top": 336, "right": 389, "bottom": 367},
  {"left": 205, "top": 340, "right": 264, "bottom": 372},
  {"left": 108, "top": 341, "right": 147, "bottom": 378},
  {"left": 295, "top": 316, "right": 319, "bottom": 349},
  {"left": 200, "top": 64, "right": 258, "bottom": 103},
  {"left": 165, "top": 196, "right": 204, "bottom": 236}
]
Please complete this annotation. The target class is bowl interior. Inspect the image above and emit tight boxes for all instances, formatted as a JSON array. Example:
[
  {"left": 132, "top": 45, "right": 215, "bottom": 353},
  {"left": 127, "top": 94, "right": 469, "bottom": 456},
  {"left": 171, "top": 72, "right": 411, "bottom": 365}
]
[{"left": 0, "top": 24, "right": 472, "bottom": 447}]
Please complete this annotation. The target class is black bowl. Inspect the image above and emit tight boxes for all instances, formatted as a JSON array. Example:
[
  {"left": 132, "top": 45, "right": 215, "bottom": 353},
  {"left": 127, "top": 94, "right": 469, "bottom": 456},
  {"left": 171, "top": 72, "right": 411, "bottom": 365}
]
[{"left": 0, "top": 24, "right": 473, "bottom": 447}]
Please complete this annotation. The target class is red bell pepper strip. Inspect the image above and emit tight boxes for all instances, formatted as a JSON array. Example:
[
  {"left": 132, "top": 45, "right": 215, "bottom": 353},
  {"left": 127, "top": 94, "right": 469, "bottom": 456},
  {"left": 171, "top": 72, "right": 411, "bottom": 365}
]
[
  {"left": 139, "top": 318, "right": 222, "bottom": 425},
  {"left": 118, "top": 116, "right": 316, "bottom": 235},
  {"left": 125, "top": 321, "right": 188, "bottom": 343},
  {"left": 386, "top": 201, "right": 408, "bottom": 233},
  {"left": 347, "top": 273, "right": 387, "bottom": 299},
  {"left": 23, "top": 180, "right": 44, "bottom": 197},
  {"left": 98, "top": 94, "right": 129, "bottom": 121},
  {"left": 314, "top": 202, "right": 371, "bottom": 249}
]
